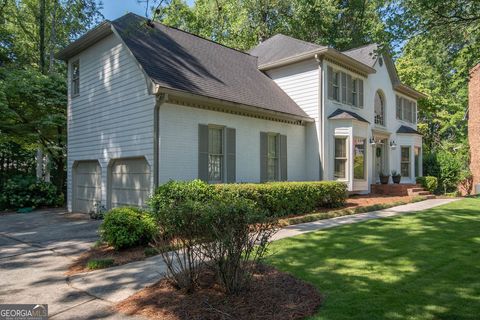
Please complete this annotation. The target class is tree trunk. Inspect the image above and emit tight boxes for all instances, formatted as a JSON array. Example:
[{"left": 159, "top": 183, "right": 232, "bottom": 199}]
[
  {"left": 49, "top": 0, "right": 59, "bottom": 73},
  {"left": 39, "top": 0, "right": 46, "bottom": 74},
  {"left": 36, "top": 148, "right": 43, "bottom": 180}
]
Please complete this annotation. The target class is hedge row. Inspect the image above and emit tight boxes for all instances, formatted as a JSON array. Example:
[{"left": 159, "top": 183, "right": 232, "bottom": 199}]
[
  {"left": 214, "top": 181, "right": 347, "bottom": 217},
  {"left": 416, "top": 176, "right": 438, "bottom": 193}
]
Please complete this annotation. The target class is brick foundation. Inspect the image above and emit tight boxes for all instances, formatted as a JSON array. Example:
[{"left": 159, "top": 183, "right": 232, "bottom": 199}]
[
  {"left": 469, "top": 64, "right": 480, "bottom": 194},
  {"left": 371, "top": 184, "right": 419, "bottom": 196}
]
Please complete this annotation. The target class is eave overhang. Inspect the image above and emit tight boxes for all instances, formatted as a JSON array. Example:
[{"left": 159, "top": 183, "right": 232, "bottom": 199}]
[{"left": 258, "top": 48, "right": 376, "bottom": 76}]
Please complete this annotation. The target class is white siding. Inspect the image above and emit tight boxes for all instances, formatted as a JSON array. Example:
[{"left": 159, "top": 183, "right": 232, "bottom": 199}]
[
  {"left": 267, "top": 60, "right": 321, "bottom": 179},
  {"left": 267, "top": 60, "right": 320, "bottom": 120},
  {"left": 67, "top": 34, "right": 155, "bottom": 211},
  {"left": 158, "top": 103, "right": 310, "bottom": 183}
]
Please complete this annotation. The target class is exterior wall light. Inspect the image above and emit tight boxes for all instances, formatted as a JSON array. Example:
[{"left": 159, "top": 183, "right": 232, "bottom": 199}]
[
  {"left": 390, "top": 140, "right": 397, "bottom": 149},
  {"left": 369, "top": 137, "right": 376, "bottom": 146}
]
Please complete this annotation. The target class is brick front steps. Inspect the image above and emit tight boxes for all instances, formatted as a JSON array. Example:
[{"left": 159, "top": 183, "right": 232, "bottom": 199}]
[{"left": 371, "top": 183, "right": 435, "bottom": 198}]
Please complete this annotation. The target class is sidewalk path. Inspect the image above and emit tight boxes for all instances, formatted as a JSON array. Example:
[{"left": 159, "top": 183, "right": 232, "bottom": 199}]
[{"left": 69, "top": 198, "right": 460, "bottom": 303}]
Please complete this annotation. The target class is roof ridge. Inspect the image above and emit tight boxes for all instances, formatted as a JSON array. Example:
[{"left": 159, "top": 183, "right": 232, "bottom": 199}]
[
  {"left": 119, "top": 12, "right": 254, "bottom": 58},
  {"left": 265, "top": 33, "right": 326, "bottom": 48}
]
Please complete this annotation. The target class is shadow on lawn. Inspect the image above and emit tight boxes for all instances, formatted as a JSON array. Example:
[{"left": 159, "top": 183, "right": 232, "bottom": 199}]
[{"left": 267, "top": 199, "right": 480, "bottom": 320}]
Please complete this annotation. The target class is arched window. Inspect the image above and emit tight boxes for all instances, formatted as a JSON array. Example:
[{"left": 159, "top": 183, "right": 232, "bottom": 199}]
[{"left": 374, "top": 91, "right": 385, "bottom": 126}]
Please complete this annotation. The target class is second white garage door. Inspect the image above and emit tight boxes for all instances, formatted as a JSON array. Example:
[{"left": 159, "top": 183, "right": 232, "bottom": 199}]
[{"left": 109, "top": 157, "right": 151, "bottom": 208}]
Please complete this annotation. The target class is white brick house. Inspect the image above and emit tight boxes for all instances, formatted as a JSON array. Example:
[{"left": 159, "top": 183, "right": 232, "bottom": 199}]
[{"left": 57, "top": 13, "right": 425, "bottom": 213}]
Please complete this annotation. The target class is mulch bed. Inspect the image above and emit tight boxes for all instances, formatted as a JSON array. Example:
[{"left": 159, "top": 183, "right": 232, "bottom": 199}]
[
  {"left": 115, "top": 264, "right": 323, "bottom": 320},
  {"left": 66, "top": 244, "right": 154, "bottom": 275}
]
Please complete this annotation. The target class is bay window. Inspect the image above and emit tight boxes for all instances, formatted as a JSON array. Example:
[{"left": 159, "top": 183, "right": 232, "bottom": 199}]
[
  {"left": 354, "top": 138, "right": 366, "bottom": 180},
  {"left": 334, "top": 138, "right": 347, "bottom": 179}
]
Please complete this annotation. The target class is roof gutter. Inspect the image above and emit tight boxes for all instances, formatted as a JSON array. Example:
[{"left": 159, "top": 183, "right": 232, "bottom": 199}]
[
  {"left": 394, "top": 83, "right": 427, "bottom": 100},
  {"left": 154, "top": 85, "right": 314, "bottom": 123},
  {"left": 258, "top": 48, "right": 376, "bottom": 75},
  {"left": 56, "top": 21, "right": 113, "bottom": 60}
]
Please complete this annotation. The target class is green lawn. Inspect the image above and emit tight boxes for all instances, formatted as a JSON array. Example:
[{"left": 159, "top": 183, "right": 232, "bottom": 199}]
[{"left": 267, "top": 198, "right": 480, "bottom": 320}]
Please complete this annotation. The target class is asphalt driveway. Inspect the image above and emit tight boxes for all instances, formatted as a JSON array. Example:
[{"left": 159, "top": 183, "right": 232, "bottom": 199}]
[{"left": 0, "top": 209, "right": 138, "bottom": 319}]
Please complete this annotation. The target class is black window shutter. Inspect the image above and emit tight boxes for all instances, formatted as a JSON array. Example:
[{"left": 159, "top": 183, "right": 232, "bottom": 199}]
[
  {"left": 341, "top": 72, "right": 347, "bottom": 104},
  {"left": 358, "top": 79, "right": 364, "bottom": 108},
  {"left": 327, "top": 66, "right": 333, "bottom": 100},
  {"left": 280, "top": 134, "right": 288, "bottom": 181},
  {"left": 198, "top": 124, "right": 209, "bottom": 181},
  {"left": 260, "top": 132, "right": 268, "bottom": 182},
  {"left": 226, "top": 127, "right": 236, "bottom": 183}
]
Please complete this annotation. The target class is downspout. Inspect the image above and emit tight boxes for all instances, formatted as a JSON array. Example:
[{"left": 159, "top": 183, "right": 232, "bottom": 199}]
[
  {"left": 315, "top": 54, "right": 324, "bottom": 180},
  {"left": 153, "top": 92, "right": 167, "bottom": 189}
]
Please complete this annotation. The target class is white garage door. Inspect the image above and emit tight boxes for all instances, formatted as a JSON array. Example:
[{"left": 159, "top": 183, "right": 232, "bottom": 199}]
[
  {"left": 109, "top": 158, "right": 151, "bottom": 208},
  {"left": 73, "top": 161, "right": 101, "bottom": 213}
]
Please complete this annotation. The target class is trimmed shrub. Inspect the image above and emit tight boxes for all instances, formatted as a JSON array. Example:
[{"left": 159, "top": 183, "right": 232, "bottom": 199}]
[
  {"left": 0, "top": 176, "right": 59, "bottom": 210},
  {"left": 416, "top": 176, "right": 438, "bottom": 193},
  {"left": 214, "top": 181, "right": 348, "bottom": 217},
  {"left": 148, "top": 180, "right": 215, "bottom": 219},
  {"left": 100, "top": 207, "right": 157, "bottom": 250}
]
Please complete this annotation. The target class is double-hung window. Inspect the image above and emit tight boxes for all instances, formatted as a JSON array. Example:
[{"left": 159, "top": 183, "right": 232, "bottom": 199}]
[
  {"left": 208, "top": 127, "right": 224, "bottom": 182},
  {"left": 401, "top": 146, "right": 411, "bottom": 177},
  {"left": 71, "top": 60, "right": 80, "bottom": 97},
  {"left": 352, "top": 79, "right": 358, "bottom": 107},
  {"left": 267, "top": 134, "right": 279, "bottom": 181},
  {"left": 396, "top": 95, "right": 417, "bottom": 124},
  {"left": 332, "top": 71, "right": 340, "bottom": 101},
  {"left": 353, "top": 138, "right": 366, "bottom": 180},
  {"left": 334, "top": 138, "right": 347, "bottom": 179}
]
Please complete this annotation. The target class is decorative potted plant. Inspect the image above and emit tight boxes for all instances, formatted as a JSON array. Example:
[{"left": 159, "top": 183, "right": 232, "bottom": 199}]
[
  {"left": 391, "top": 170, "right": 401, "bottom": 184},
  {"left": 379, "top": 172, "right": 390, "bottom": 184}
]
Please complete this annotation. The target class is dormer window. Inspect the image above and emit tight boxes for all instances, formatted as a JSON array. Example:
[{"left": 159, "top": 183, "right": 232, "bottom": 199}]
[{"left": 71, "top": 60, "right": 80, "bottom": 97}]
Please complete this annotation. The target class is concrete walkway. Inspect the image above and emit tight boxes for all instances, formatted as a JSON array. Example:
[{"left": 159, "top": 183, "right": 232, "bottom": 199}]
[
  {"left": 69, "top": 197, "right": 460, "bottom": 303},
  {"left": 0, "top": 209, "right": 141, "bottom": 319}
]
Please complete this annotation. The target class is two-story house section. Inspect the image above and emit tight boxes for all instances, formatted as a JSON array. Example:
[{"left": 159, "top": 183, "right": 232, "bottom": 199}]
[
  {"left": 251, "top": 37, "right": 425, "bottom": 193},
  {"left": 57, "top": 13, "right": 425, "bottom": 213}
]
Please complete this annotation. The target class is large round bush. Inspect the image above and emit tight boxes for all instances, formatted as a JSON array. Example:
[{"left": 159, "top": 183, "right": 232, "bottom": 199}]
[{"left": 100, "top": 207, "right": 157, "bottom": 250}]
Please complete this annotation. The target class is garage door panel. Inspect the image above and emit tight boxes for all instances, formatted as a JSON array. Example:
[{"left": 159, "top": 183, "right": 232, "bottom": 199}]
[
  {"left": 110, "top": 158, "right": 151, "bottom": 209},
  {"left": 73, "top": 161, "right": 101, "bottom": 213},
  {"left": 111, "top": 173, "right": 151, "bottom": 188}
]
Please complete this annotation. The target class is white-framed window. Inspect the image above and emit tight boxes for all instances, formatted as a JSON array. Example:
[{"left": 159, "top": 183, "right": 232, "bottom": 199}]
[
  {"left": 328, "top": 66, "right": 364, "bottom": 107},
  {"left": 401, "top": 146, "right": 411, "bottom": 177},
  {"left": 334, "top": 137, "right": 347, "bottom": 179},
  {"left": 71, "top": 60, "right": 80, "bottom": 97},
  {"left": 332, "top": 71, "right": 340, "bottom": 101},
  {"left": 396, "top": 95, "right": 417, "bottom": 124},
  {"left": 374, "top": 90, "right": 385, "bottom": 126},
  {"left": 208, "top": 126, "right": 224, "bottom": 182},
  {"left": 354, "top": 138, "right": 366, "bottom": 180},
  {"left": 414, "top": 147, "right": 421, "bottom": 177},
  {"left": 267, "top": 133, "right": 279, "bottom": 181}
]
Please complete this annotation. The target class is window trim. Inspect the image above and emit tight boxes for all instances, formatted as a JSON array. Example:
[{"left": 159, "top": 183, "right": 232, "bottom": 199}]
[
  {"left": 71, "top": 59, "right": 80, "bottom": 98},
  {"left": 266, "top": 133, "right": 279, "bottom": 181},
  {"left": 207, "top": 125, "right": 225, "bottom": 183},
  {"left": 396, "top": 95, "right": 417, "bottom": 124},
  {"left": 353, "top": 137, "right": 366, "bottom": 180},
  {"left": 332, "top": 71, "right": 340, "bottom": 102},
  {"left": 400, "top": 146, "right": 411, "bottom": 178},
  {"left": 374, "top": 90, "right": 386, "bottom": 126},
  {"left": 334, "top": 137, "right": 348, "bottom": 180}
]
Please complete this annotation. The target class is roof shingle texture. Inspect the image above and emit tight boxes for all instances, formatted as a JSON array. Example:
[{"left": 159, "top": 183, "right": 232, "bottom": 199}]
[
  {"left": 342, "top": 44, "right": 379, "bottom": 67},
  {"left": 249, "top": 34, "right": 326, "bottom": 66},
  {"left": 111, "top": 14, "right": 308, "bottom": 118},
  {"left": 397, "top": 125, "right": 422, "bottom": 135},
  {"left": 328, "top": 109, "right": 370, "bottom": 123}
]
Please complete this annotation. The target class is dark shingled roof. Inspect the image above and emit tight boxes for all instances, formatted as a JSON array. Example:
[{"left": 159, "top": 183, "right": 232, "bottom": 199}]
[
  {"left": 249, "top": 34, "right": 327, "bottom": 66},
  {"left": 328, "top": 109, "right": 370, "bottom": 123},
  {"left": 111, "top": 14, "right": 309, "bottom": 118},
  {"left": 342, "top": 44, "right": 379, "bottom": 67},
  {"left": 397, "top": 125, "right": 422, "bottom": 135}
]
